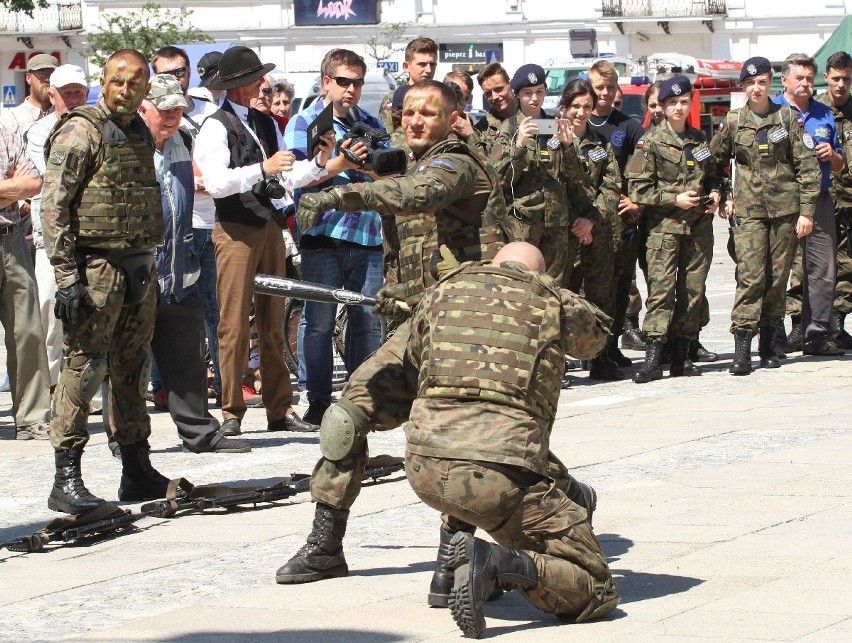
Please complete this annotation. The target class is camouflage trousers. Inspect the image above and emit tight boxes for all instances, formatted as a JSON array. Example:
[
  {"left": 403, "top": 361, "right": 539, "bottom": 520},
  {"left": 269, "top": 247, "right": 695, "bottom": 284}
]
[
  {"left": 50, "top": 256, "right": 157, "bottom": 452},
  {"left": 406, "top": 452, "right": 618, "bottom": 618},
  {"left": 730, "top": 214, "right": 797, "bottom": 333},
  {"left": 310, "top": 321, "right": 595, "bottom": 514},
  {"left": 786, "top": 211, "right": 852, "bottom": 316},
  {"left": 642, "top": 227, "right": 714, "bottom": 342},
  {"left": 504, "top": 212, "right": 571, "bottom": 285},
  {"left": 568, "top": 218, "right": 615, "bottom": 317},
  {"left": 609, "top": 212, "right": 641, "bottom": 336}
]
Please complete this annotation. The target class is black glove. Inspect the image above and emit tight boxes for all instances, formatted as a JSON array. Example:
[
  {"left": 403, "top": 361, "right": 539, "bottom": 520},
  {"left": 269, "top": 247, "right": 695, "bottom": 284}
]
[
  {"left": 372, "top": 283, "right": 409, "bottom": 320},
  {"left": 296, "top": 189, "right": 341, "bottom": 233},
  {"left": 54, "top": 282, "right": 95, "bottom": 329}
]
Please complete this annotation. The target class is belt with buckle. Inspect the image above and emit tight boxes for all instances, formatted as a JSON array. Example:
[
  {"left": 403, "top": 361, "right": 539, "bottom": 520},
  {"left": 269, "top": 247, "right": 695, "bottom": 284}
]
[{"left": 0, "top": 224, "right": 17, "bottom": 237}]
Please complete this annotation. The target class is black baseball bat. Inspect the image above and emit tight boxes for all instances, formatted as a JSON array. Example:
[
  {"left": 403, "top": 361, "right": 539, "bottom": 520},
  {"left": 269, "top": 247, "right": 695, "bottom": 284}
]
[{"left": 254, "top": 274, "right": 380, "bottom": 306}]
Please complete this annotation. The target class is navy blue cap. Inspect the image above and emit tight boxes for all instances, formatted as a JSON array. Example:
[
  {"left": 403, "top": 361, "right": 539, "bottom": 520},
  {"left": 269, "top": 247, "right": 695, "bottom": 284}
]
[
  {"left": 740, "top": 57, "right": 772, "bottom": 82},
  {"left": 391, "top": 85, "right": 410, "bottom": 111},
  {"left": 658, "top": 75, "right": 693, "bottom": 102},
  {"left": 510, "top": 64, "right": 546, "bottom": 92}
]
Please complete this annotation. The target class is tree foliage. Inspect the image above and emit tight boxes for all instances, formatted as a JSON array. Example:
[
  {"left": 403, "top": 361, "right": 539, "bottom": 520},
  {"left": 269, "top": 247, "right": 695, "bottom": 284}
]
[
  {"left": 83, "top": 2, "right": 213, "bottom": 69},
  {"left": 1, "top": 0, "right": 46, "bottom": 14}
]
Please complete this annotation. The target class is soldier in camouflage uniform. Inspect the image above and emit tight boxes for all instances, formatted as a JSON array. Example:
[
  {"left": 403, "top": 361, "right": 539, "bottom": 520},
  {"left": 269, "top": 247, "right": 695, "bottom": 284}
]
[
  {"left": 710, "top": 57, "right": 821, "bottom": 375},
  {"left": 558, "top": 78, "right": 625, "bottom": 380},
  {"left": 626, "top": 76, "right": 719, "bottom": 383},
  {"left": 377, "top": 37, "right": 438, "bottom": 132},
  {"left": 817, "top": 52, "right": 852, "bottom": 348},
  {"left": 404, "top": 242, "right": 618, "bottom": 638},
  {"left": 41, "top": 49, "right": 173, "bottom": 514},
  {"left": 276, "top": 81, "right": 599, "bottom": 603}
]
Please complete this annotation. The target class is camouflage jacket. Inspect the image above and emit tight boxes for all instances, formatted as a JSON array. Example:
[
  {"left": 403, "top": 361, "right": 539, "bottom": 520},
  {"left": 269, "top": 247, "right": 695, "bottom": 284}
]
[
  {"left": 335, "top": 135, "right": 507, "bottom": 305},
  {"left": 404, "top": 259, "right": 610, "bottom": 474},
  {"left": 709, "top": 102, "right": 820, "bottom": 219},
  {"left": 626, "top": 121, "right": 717, "bottom": 235},
  {"left": 574, "top": 128, "right": 622, "bottom": 223},
  {"left": 816, "top": 91, "right": 852, "bottom": 207},
  {"left": 475, "top": 109, "right": 596, "bottom": 228},
  {"left": 41, "top": 101, "right": 163, "bottom": 288}
]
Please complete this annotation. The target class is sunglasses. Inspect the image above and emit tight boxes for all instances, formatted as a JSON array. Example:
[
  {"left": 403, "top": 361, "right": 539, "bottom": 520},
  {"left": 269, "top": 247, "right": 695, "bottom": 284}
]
[
  {"left": 332, "top": 76, "right": 365, "bottom": 88},
  {"left": 161, "top": 66, "right": 188, "bottom": 79},
  {"left": 260, "top": 87, "right": 273, "bottom": 95}
]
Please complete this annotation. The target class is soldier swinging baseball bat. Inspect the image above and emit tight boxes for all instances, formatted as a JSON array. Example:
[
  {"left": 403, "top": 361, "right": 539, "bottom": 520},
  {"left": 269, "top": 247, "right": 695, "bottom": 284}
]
[{"left": 254, "top": 274, "right": 409, "bottom": 311}]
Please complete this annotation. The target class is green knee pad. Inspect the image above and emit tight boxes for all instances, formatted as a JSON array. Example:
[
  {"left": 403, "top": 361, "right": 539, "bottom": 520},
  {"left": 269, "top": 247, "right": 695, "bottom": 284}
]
[
  {"left": 319, "top": 398, "right": 368, "bottom": 461},
  {"left": 78, "top": 358, "right": 108, "bottom": 405}
]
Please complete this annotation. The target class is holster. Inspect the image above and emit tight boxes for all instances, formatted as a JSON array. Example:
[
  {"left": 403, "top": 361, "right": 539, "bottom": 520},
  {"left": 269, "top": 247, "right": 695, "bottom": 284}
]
[{"left": 105, "top": 249, "right": 155, "bottom": 307}]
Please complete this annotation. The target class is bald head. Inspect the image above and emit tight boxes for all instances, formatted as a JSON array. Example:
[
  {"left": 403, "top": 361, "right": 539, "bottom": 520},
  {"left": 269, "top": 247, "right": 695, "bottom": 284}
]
[
  {"left": 100, "top": 49, "right": 151, "bottom": 118},
  {"left": 493, "top": 242, "right": 546, "bottom": 272}
]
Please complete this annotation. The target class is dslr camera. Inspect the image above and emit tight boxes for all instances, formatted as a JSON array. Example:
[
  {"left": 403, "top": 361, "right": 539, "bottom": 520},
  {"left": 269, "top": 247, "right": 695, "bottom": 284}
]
[
  {"left": 339, "top": 108, "right": 407, "bottom": 176},
  {"left": 252, "top": 176, "right": 286, "bottom": 200}
]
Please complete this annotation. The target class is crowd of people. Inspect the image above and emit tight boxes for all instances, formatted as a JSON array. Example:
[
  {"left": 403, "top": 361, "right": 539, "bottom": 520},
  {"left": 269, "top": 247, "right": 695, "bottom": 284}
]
[{"left": 2, "top": 35, "right": 852, "bottom": 637}]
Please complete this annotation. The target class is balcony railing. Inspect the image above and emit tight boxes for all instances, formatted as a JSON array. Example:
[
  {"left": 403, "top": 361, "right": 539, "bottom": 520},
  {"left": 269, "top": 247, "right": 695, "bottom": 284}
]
[
  {"left": 602, "top": 0, "right": 726, "bottom": 17},
  {"left": 0, "top": 3, "right": 83, "bottom": 33}
]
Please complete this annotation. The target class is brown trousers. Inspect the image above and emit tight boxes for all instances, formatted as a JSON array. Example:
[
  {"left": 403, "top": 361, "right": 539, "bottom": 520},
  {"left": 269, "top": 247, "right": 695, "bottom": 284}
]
[{"left": 213, "top": 219, "right": 293, "bottom": 422}]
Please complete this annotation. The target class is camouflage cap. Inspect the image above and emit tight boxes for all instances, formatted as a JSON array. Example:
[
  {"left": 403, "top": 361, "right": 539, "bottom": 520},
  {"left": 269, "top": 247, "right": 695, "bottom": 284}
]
[{"left": 146, "top": 73, "right": 189, "bottom": 110}]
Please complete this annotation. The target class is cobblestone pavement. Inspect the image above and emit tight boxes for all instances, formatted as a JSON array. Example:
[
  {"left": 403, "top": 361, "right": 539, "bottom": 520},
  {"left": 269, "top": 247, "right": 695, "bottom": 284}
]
[{"left": 1, "top": 218, "right": 851, "bottom": 641}]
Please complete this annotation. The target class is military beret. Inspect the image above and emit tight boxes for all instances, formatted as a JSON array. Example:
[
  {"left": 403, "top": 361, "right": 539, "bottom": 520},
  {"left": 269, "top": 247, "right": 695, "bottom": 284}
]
[
  {"left": 147, "top": 74, "right": 189, "bottom": 111},
  {"left": 392, "top": 85, "right": 410, "bottom": 111},
  {"left": 740, "top": 57, "right": 773, "bottom": 82},
  {"left": 510, "top": 64, "right": 546, "bottom": 92},
  {"left": 658, "top": 75, "right": 692, "bottom": 102}
]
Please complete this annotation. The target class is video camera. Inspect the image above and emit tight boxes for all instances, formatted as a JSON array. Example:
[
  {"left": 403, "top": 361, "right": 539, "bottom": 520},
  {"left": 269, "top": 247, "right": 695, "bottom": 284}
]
[{"left": 339, "top": 108, "right": 407, "bottom": 176}]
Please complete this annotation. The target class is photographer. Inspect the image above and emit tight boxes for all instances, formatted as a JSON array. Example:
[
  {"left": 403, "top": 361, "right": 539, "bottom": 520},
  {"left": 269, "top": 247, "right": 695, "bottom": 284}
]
[
  {"left": 194, "top": 46, "right": 332, "bottom": 436},
  {"left": 283, "top": 48, "right": 386, "bottom": 428}
]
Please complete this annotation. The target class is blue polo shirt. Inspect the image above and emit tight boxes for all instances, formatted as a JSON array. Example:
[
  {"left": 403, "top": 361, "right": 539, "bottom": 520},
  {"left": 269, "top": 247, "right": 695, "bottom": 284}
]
[
  {"left": 774, "top": 93, "right": 840, "bottom": 192},
  {"left": 284, "top": 97, "right": 383, "bottom": 247}
]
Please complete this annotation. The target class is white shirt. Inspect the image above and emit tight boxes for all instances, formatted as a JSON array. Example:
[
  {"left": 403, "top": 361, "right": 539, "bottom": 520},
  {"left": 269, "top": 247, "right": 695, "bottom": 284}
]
[
  {"left": 193, "top": 99, "right": 327, "bottom": 212},
  {"left": 24, "top": 112, "right": 59, "bottom": 249},
  {"left": 0, "top": 99, "right": 49, "bottom": 137}
]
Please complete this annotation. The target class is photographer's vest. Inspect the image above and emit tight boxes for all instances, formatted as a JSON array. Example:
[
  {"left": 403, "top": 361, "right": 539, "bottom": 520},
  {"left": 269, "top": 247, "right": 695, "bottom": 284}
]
[
  {"left": 397, "top": 138, "right": 507, "bottom": 305},
  {"left": 418, "top": 263, "right": 565, "bottom": 423},
  {"left": 46, "top": 105, "right": 163, "bottom": 250},
  {"left": 206, "top": 102, "right": 282, "bottom": 228}
]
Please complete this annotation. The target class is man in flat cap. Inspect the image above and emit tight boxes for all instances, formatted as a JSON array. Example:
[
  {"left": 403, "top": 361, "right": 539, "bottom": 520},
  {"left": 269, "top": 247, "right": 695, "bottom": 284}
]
[
  {"left": 0, "top": 53, "right": 58, "bottom": 135},
  {"left": 194, "top": 45, "right": 335, "bottom": 436}
]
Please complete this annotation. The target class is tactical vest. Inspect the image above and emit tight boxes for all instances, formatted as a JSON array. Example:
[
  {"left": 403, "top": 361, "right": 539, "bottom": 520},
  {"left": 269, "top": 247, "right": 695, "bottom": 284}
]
[
  {"left": 396, "top": 138, "right": 507, "bottom": 305},
  {"left": 419, "top": 263, "right": 564, "bottom": 422},
  {"left": 47, "top": 105, "right": 163, "bottom": 250}
]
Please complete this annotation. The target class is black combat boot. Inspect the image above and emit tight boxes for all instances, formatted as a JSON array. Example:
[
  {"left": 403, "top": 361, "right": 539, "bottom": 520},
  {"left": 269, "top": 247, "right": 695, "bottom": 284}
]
[
  {"left": 785, "top": 316, "right": 803, "bottom": 353},
  {"left": 758, "top": 327, "right": 781, "bottom": 368},
  {"left": 659, "top": 338, "right": 673, "bottom": 365},
  {"left": 633, "top": 341, "right": 664, "bottom": 384},
  {"left": 606, "top": 336, "right": 632, "bottom": 367},
  {"left": 621, "top": 315, "right": 646, "bottom": 351},
  {"left": 275, "top": 503, "right": 349, "bottom": 583},
  {"left": 117, "top": 441, "right": 170, "bottom": 501},
  {"left": 48, "top": 449, "right": 106, "bottom": 515},
  {"left": 588, "top": 351, "right": 625, "bottom": 381},
  {"left": 669, "top": 338, "right": 702, "bottom": 377},
  {"left": 447, "top": 532, "right": 538, "bottom": 639},
  {"left": 689, "top": 339, "right": 719, "bottom": 362},
  {"left": 729, "top": 329, "right": 753, "bottom": 375},
  {"left": 429, "top": 526, "right": 465, "bottom": 608},
  {"left": 833, "top": 310, "right": 852, "bottom": 349}
]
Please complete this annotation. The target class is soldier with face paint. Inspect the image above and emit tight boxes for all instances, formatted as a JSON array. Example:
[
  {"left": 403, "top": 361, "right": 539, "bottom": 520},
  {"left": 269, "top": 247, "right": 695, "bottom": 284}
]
[{"left": 41, "top": 49, "right": 176, "bottom": 515}]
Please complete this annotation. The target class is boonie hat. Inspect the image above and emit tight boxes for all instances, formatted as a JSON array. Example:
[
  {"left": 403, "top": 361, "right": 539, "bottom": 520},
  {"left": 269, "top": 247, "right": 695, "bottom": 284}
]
[
  {"left": 27, "top": 53, "right": 59, "bottom": 73},
  {"left": 50, "top": 64, "right": 87, "bottom": 88},
  {"left": 146, "top": 74, "right": 190, "bottom": 111},
  {"left": 740, "top": 57, "right": 773, "bottom": 82},
  {"left": 510, "top": 64, "right": 546, "bottom": 92},
  {"left": 658, "top": 75, "right": 693, "bottom": 102},
  {"left": 197, "top": 51, "right": 223, "bottom": 88},
  {"left": 209, "top": 46, "right": 275, "bottom": 91}
]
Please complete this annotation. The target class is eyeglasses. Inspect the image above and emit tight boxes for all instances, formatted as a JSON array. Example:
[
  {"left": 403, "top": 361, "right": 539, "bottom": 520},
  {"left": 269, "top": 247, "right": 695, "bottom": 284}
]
[
  {"left": 161, "top": 66, "right": 188, "bottom": 79},
  {"left": 260, "top": 87, "right": 273, "bottom": 95},
  {"left": 332, "top": 76, "right": 365, "bottom": 88}
]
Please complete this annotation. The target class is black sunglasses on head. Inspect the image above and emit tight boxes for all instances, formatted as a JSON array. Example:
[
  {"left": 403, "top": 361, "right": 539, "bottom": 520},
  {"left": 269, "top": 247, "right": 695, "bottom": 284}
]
[
  {"left": 161, "top": 66, "right": 188, "bottom": 79},
  {"left": 332, "top": 76, "right": 365, "bottom": 88}
]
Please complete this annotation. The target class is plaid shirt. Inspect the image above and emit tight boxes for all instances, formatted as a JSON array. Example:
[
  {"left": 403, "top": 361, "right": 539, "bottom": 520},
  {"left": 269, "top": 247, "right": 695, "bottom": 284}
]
[{"left": 0, "top": 128, "right": 38, "bottom": 226}]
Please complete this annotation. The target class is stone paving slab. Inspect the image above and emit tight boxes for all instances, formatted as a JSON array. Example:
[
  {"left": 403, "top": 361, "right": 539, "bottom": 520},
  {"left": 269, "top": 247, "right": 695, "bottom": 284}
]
[{"left": 2, "top": 219, "right": 852, "bottom": 641}]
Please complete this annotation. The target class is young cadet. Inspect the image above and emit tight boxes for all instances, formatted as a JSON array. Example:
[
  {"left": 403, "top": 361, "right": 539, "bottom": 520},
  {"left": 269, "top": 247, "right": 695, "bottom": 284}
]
[
  {"left": 710, "top": 57, "right": 821, "bottom": 374},
  {"left": 625, "top": 76, "right": 718, "bottom": 383}
]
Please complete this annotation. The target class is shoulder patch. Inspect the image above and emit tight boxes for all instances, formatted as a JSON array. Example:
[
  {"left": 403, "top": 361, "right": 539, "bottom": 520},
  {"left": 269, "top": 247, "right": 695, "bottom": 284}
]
[
  {"left": 717, "top": 121, "right": 725, "bottom": 132},
  {"left": 588, "top": 147, "right": 608, "bottom": 163},
  {"left": 611, "top": 130, "right": 626, "bottom": 147},
  {"left": 425, "top": 158, "right": 457, "bottom": 173},
  {"left": 635, "top": 139, "right": 644, "bottom": 149},
  {"left": 693, "top": 146, "right": 711, "bottom": 162},
  {"left": 802, "top": 133, "right": 815, "bottom": 150},
  {"left": 48, "top": 149, "right": 66, "bottom": 166}
]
